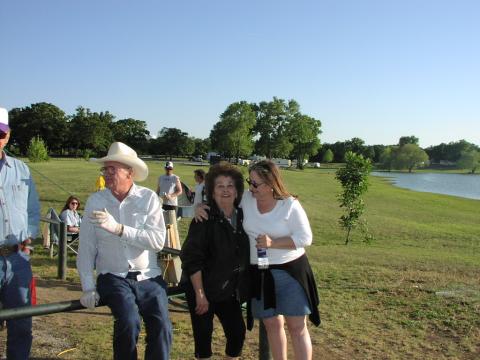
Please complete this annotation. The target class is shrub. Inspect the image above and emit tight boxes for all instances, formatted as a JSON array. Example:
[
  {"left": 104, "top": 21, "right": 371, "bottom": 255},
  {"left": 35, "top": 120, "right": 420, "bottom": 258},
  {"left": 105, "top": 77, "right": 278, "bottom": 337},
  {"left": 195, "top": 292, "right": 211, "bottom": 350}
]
[{"left": 27, "top": 136, "right": 50, "bottom": 162}]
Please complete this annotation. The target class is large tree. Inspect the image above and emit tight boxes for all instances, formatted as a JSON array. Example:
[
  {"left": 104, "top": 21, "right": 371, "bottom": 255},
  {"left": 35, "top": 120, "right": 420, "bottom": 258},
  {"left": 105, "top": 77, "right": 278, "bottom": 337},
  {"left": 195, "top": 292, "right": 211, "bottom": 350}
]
[
  {"left": 344, "top": 137, "right": 366, "bottom": 156},
  {"left": 287, "top": 114, "right": 321, "bottom": 169},
  {"left": 399, "top": 135, "right": 419, "bottom": 147},
  {"left": 393, "top": 143, "right": 429, "bottom": 172},
  {"left": 68, "top": 107, "right": 114, "bottom": 155},
  {"left": 153, "top": 127, "right": 192, "bottom": 159},
  {"left": 254, "top": 97, "right": 298, "bottom": 158},
  {"left": 8, "top": 102, "right": 68, "bottom": 154},
  {"left": 112, "top": 118, "right": 150, "bottom": 154},
  {"left": 379, "top": 146, "right": 397, "bottom": 171},
  {"left": 457, "top": 149, "right": 480, "bottom": 174},
  {"left": 192, "top": 137, "right": 210, "bottom": 157},
  {"left": 210, "top": 101, "right": 256, "bottom": 160}
]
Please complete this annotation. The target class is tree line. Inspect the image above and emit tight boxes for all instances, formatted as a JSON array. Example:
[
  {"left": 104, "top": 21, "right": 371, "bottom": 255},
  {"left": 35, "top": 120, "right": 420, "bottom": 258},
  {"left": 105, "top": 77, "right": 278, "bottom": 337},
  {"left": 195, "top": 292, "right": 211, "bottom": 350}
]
[
  {"left": 7, "top": 100, "right": 479, "bottom": 172},
  {"left": 8, "top": 98, "right": 322, "bottom": 168},
  {"left": 315, "top": 136, "right": 479, "bottom": 173}
]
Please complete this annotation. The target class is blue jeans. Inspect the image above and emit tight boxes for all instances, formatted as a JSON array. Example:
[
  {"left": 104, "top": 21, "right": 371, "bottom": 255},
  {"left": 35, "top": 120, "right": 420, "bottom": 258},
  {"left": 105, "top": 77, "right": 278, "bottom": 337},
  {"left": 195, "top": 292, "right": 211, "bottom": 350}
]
[
  {"left": 96, "top": 273, "right": 172, "bottom": 360},
  {"left": 0, "top": 252, "right": 33, "bottom": 360}
]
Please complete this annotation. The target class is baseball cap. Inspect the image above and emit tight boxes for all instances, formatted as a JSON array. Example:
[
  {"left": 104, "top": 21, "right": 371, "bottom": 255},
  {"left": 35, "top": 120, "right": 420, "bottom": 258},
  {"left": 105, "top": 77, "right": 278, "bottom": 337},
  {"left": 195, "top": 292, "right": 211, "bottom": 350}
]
[
  {"left": 165, "top": 161, "right": 174, "bottom": 169},
  {"left": 0, "top": 107, "right": 10, "bottom": 133}
]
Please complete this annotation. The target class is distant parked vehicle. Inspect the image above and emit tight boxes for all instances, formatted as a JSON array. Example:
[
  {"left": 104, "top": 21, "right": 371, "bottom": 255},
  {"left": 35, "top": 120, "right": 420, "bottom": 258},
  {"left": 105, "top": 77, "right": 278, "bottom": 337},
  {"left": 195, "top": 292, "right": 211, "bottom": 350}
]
[
  {"left": 272, "top": 158, "right": 291, "bottom": 168},
  {"left": 190, "top": 155, "right": 203, "bottom": 162}
]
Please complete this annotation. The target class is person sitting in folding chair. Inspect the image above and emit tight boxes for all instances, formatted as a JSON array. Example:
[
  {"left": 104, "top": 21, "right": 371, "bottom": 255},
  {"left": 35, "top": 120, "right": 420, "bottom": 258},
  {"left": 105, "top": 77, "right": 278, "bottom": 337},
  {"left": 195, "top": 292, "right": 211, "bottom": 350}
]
[{"left": 59, "top": 195, "right": 82, "bottom": 240}]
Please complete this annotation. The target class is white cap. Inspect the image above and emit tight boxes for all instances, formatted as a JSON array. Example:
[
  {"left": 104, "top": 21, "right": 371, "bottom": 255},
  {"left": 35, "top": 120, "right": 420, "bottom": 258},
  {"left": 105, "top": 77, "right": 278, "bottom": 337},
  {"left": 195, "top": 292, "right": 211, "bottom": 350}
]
[{"left": 0, "top": 107, "right": 9, "bottom": 133}]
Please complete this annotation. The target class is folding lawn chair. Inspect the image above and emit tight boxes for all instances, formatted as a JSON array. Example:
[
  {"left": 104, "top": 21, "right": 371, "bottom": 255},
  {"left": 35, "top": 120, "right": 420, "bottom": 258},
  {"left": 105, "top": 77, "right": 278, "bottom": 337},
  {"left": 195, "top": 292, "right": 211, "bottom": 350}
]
[{"left": 45, "top": 208, "right": 79, "bottom": 257}]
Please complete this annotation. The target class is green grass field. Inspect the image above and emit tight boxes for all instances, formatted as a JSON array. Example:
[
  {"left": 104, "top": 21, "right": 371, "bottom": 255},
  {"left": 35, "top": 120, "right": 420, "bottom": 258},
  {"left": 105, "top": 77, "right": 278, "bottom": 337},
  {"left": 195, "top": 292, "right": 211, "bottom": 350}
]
[{"left": 24, "top": 158, "right": 480, "bottom": 359}]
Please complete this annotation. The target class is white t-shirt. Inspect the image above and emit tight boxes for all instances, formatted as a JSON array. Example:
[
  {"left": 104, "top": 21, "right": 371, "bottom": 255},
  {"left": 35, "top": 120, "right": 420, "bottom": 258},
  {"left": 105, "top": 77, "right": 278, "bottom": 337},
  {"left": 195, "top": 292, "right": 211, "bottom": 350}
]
[
  {"left": 158, "top": 174, "right": 180, "bottom": 206},
  {"left": 241, "top": 191, "right": 312, "bottom": 265},
  {"left": 193, "top": 183, "right": 205, "bottom": 205}
]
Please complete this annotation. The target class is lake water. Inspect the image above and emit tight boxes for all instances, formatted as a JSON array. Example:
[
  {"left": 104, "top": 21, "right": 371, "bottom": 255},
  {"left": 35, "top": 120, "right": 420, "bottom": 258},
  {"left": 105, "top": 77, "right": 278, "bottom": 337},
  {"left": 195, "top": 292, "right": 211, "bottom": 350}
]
[{"left": 371, "top": 172, "right": 480, "bottom": 200}]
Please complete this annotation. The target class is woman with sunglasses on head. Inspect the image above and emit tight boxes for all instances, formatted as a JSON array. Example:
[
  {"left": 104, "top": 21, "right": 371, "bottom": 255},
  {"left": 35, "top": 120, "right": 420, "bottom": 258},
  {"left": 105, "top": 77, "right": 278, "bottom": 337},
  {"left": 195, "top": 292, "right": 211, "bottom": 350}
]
[
  {"left": 195, "top": 160, "right": 319, "bottom": 360},
  {"left": 60, "top": 195, "right": 82, "bottom": 238}
]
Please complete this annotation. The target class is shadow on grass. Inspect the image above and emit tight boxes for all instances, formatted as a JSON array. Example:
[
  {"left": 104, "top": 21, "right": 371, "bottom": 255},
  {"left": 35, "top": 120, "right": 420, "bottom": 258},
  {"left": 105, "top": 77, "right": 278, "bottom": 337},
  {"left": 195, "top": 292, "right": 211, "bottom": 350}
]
[
  {"left": 34, "top": 278, "right": 81, "bottom": 292},
  {"left": 31, "top": 256, "right": 77, "bottom": 270}
]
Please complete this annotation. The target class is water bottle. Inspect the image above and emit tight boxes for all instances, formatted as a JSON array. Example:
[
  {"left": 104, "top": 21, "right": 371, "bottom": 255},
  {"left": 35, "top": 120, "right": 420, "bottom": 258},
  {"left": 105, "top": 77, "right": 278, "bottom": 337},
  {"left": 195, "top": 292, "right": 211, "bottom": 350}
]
[{"left": 257, "top": 247, "right": 269, "bottom": 269}]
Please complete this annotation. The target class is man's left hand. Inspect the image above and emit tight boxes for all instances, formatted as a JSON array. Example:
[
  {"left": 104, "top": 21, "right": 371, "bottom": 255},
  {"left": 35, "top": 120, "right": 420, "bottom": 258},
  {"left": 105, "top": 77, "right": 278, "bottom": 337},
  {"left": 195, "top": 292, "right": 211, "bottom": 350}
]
[{"left": 89, "top": 208, "right": 123, "bottom": 235}]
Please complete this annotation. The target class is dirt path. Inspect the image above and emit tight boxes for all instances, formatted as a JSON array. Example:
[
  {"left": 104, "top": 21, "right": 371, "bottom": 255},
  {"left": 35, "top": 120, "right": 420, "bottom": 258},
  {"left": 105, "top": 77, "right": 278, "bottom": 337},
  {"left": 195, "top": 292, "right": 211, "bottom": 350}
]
[{"left": 1, "top": 278, "right": 336, "bottom": 359}]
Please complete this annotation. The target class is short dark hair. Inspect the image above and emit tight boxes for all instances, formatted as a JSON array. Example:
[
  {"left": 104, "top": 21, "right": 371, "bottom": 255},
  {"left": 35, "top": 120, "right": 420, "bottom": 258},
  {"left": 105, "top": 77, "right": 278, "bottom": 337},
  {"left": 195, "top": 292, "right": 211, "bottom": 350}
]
[
  {"left": 204, "top": 162, "right": 244, "bottom": 207},
  {"left": 194, "top": 169, "right": 206, "bottom": 181}
]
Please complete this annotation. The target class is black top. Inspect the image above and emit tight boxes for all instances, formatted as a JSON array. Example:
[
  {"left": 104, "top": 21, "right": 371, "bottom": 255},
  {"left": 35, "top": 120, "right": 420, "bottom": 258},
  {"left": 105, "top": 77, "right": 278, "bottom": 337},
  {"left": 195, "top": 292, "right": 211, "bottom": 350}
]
[{"left": 180, "top": 205, "right": 250, "bottom": 303}]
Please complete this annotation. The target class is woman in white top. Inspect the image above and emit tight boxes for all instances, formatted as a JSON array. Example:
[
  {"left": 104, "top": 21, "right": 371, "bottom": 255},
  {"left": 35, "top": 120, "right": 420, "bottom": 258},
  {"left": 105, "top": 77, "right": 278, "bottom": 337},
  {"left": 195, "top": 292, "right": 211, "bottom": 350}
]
[
  {"left": 60, "top": 195, "right": 82, "bottom": 236},
  {"left": 242, "top": 160, "right": 319, "bottom": 360}
]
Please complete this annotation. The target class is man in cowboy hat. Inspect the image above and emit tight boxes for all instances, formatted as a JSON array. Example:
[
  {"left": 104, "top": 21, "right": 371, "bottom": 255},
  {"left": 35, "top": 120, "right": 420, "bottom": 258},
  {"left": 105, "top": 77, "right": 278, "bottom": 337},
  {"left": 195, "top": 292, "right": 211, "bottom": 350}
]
[
  {"left": 77, "top": 142, "right": 172, "bottom": 360},
  {"left": 0, "top": 107, "right": 41, "bottom": 360}
]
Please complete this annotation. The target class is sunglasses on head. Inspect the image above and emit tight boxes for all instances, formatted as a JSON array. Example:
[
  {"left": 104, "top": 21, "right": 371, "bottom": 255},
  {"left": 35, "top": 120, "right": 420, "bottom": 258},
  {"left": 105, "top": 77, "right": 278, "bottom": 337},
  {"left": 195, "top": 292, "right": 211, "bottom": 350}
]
[{"left": 246, "top": 178, "right": 265, "bottom": 189}]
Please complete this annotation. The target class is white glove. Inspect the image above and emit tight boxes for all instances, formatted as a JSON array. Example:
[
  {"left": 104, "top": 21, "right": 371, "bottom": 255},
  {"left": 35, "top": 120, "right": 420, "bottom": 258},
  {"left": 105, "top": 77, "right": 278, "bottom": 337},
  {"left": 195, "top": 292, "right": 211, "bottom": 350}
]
[
  {"left": 80, "top": 290, "right": 100, "bottom": 309},
  {"left": 89, "top": 208, "right": 123, "bottom": 235}
]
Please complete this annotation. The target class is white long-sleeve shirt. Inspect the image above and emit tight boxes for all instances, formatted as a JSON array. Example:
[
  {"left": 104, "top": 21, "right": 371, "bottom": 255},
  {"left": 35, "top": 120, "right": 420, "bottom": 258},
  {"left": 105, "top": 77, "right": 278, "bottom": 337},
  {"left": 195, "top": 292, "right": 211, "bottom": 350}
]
[
  {"left": 241, "top": 191, "right": 312, "bottom": 265},
  {"left": 77, "top": 183, "right": 166, "bottom": 291}
]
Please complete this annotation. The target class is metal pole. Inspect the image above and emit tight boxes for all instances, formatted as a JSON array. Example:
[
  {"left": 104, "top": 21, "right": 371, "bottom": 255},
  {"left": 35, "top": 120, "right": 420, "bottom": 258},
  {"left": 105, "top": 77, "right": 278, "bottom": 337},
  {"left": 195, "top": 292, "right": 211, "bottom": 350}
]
[
  {"left": 259, "top": 321, "right": 272, "bottom": 360},
  {"left": 161, "top": 246, "right": 180, "bottom": 256},
  {"left": 0, "top": 285, "right": 185, "bottom": 321},
  {"left": 57, "top": 222, "right": 67, "bottom": 280}
]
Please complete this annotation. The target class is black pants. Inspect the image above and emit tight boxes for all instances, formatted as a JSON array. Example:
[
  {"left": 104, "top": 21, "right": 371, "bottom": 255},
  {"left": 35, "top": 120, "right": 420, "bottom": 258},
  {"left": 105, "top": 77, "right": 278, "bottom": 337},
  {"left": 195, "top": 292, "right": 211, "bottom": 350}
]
[{"left": 185, "top": 285, "right": 246, "bottom": 358}]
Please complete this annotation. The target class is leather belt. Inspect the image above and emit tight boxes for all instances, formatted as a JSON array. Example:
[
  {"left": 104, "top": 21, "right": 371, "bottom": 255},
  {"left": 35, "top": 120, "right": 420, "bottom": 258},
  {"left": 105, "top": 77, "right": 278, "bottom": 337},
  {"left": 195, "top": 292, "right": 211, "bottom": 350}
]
[{"left": 0, "top": 244, "right": 19, "bottom": 257}]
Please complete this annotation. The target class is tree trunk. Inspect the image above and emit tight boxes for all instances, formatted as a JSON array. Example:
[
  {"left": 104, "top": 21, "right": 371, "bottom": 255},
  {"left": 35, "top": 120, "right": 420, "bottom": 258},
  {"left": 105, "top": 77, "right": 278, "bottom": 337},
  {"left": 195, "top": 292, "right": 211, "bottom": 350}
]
[{"left": 345, "top": 227, "right": 351, "bottom": 245}]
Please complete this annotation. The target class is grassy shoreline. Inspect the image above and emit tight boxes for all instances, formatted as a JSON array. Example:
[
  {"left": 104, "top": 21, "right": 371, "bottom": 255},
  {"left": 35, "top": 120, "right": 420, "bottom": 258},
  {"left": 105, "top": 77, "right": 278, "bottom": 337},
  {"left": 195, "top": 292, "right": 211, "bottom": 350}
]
[{"left": 21, "top": 159, "right": 480, "bottom": 359}]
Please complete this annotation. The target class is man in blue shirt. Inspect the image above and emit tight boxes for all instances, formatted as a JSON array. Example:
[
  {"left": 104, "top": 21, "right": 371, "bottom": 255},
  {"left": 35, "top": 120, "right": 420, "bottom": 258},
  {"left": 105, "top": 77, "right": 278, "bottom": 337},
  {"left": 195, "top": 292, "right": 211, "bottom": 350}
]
[{"left": 0, "top": 107, "right": 41, "bottom": 360}]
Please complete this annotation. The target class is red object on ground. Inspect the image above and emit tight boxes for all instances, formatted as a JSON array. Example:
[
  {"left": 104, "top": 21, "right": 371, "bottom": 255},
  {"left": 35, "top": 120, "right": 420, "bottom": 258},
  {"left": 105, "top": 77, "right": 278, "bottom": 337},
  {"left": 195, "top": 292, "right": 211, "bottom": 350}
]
[{"left": 30, "top": 277, "right": 37, "bottom": 305}]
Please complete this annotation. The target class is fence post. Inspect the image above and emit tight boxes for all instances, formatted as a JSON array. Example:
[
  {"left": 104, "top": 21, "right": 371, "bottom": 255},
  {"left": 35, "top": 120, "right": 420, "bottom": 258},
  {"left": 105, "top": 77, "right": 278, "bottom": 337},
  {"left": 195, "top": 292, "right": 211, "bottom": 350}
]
[
  {"left": 259, "top": 321, "right": 272, "bottom": 360},
  {"left": 57, "top": 222, "right": 67, "bottom": 280}
]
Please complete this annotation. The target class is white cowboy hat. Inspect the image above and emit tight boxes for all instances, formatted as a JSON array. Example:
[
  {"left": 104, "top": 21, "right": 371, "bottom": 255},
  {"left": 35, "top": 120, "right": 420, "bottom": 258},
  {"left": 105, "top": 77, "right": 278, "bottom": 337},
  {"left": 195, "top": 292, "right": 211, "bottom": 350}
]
[{"left": 92, "top": 142, "right": 148, "bottom": 182}]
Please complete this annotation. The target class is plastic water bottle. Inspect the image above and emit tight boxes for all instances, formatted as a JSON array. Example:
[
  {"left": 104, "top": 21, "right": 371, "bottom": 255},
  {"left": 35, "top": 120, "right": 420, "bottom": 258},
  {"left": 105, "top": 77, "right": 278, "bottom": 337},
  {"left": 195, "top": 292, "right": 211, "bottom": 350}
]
[{"left": 257, "top": 247, "right": 269, "bottom": 269}]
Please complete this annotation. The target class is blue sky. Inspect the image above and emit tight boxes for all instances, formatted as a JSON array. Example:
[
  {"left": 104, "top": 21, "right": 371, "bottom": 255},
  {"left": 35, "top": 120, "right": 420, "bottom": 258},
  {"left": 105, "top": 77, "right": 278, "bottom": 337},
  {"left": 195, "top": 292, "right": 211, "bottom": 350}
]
[{"left": 1, "top": 0, "right": 479, "bottom": 148}]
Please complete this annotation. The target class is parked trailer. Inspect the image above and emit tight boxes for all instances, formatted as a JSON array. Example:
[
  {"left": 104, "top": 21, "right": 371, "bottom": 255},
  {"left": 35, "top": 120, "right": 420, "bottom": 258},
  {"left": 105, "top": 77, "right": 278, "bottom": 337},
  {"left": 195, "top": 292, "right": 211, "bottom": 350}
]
[{"left": 272, "top": 158, "right": 291, "bottom": 168}]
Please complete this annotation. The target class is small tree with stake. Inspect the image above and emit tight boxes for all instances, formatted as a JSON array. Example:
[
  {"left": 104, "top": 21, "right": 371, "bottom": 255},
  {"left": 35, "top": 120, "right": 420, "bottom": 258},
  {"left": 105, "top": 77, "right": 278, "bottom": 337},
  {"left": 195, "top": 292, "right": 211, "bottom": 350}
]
[{"left": 335, "top": 151, "right": 372, "bottom": 244}]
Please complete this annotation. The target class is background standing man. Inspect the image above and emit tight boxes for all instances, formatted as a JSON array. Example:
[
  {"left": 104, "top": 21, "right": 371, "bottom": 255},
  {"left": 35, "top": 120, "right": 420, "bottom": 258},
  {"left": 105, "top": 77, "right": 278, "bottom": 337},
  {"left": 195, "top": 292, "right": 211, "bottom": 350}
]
[
  {"left": 156, "top": 161, "right": 182, "bottom": 211},
  {"left": 0, "top": 107, "right": 41, "bottom": 360},
  {"left": 77, "top": 142, "right": 172, "bottom": 360}
]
